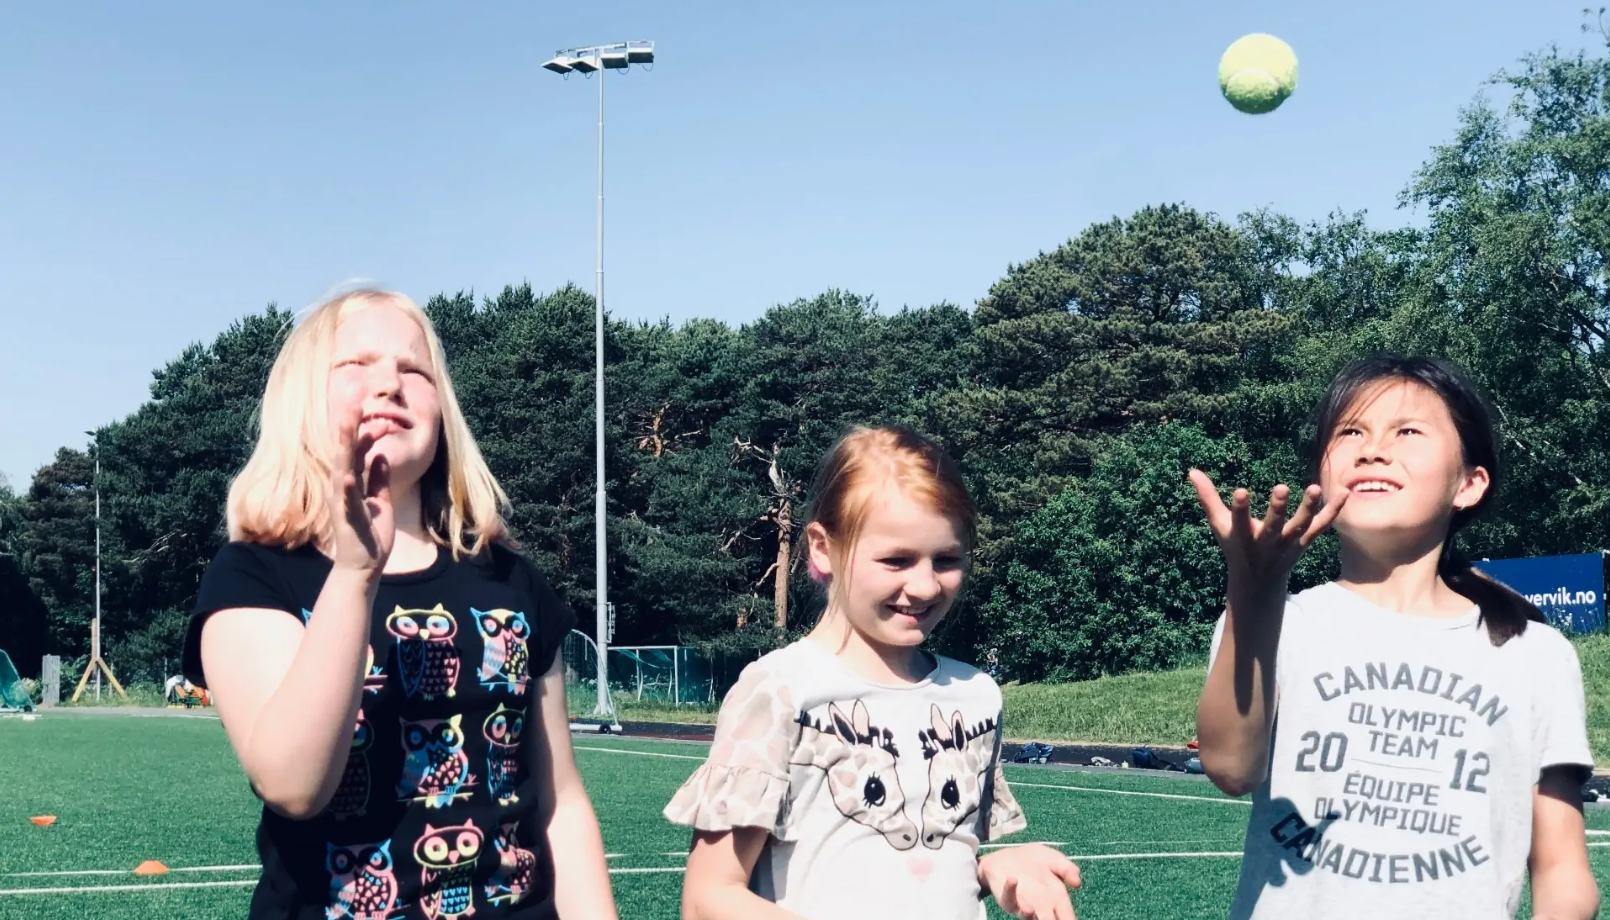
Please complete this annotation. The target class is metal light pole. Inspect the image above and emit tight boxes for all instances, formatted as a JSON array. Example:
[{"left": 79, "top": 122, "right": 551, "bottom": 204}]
[
  {"left": 86, "top": 430, "right": 101, "bottom": 702},
  {"left": 543, "top": 40, "right": 655, "bottom": 719}
]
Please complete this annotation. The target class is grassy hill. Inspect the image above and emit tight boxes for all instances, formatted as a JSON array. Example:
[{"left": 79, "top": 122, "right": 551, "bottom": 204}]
[
  {"left": 611, "top": 634, "right": 1610, "bottom": 766},
  {"left": 1001, "top": 634, "right": 1610, "bottom": 766}
]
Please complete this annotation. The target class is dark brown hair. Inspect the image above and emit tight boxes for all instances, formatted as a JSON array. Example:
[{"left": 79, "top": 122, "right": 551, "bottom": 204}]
[{"left": 1309, "top": 355, "right": 1545, "bottom": 645}]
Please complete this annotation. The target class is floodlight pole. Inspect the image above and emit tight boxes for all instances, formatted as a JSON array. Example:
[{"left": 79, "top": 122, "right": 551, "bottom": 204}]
[
  {"left": 93, "top": 440, "right": 101, "bottom": 702},
  {"left": 543, "top": 41, "right": 654, "bottom": 720},
  {"left": 593, "top": 48, "right": 608, "bottom": 721}
]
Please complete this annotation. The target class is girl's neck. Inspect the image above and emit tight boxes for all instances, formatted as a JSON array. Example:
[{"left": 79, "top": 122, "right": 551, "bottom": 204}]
[
  {"left": 806, "top": 611, "right": 932, "bottom": 685},
  {"left": 384, "top": 485, "right": 439, "bottom": 574},
  {"left": 1336, "top": 532, "right": 1472, "bottom": 618}
]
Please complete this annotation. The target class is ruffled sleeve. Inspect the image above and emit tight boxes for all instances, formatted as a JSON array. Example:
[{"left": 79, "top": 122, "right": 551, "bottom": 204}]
[
  {"left": 663, "top": 659, "right": 800, "bottom": 840},
  {"left": 982, "top": 758, "right": 1028, "bottom": 841}
]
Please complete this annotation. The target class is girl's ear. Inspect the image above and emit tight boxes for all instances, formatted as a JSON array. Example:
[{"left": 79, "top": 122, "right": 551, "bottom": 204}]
[
  {"left": 805, "top": 522, "right": 834, "bottom": 583},
  {"left": 1453, "top": 465, "right": 1491, "bottom": 511}
]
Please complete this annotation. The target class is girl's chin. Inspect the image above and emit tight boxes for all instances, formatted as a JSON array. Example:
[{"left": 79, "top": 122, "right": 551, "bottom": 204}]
[{"left": 876, "top": 612, "right": 947, "bottom": 642}]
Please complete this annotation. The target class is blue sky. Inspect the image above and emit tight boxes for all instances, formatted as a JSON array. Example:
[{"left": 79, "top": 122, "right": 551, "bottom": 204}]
[{"left": 0, "top": 0, "right": 1595, "bottom": 487}]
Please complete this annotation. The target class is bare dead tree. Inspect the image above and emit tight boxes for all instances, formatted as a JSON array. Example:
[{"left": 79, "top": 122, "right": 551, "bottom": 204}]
[{"left": 734, "top": 436, "right": 802, "bottom": 630}]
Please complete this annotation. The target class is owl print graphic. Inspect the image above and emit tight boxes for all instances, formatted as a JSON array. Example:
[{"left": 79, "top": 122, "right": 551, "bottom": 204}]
[
  {"left": 399, "top": 715, "right": 476, "bottom": 808},
  {"left": 185, "top": 539, "right": 577, "bottom": 920},
  {"left": 387, "top": 605, "right": 460, "bottom": 700},
  {"left": 415, "top": 820, "right": 484, "bottom": 920},
  {"left": 328, "top": 709, "right": 374, "bottom": 821},
  {"left": 483, "top": 704, "right": 524, "bottom": 806},
  {"left": 325, "top": 839, "right": 400, "bottom": 920},
  {"left": 475, "top": 607, "right": 531, "bottom": 694},
  {"left": 485, "top": 822, "right": 537, "bottom": 907}
]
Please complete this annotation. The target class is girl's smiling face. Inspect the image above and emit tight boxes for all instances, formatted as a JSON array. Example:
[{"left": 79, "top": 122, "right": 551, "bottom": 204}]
[
  {"left": 1320, "top": 379, "right": 1489, "bottom": 548},
  {"left": 808, "top": 489, "right": 968, "bottom": 650}
]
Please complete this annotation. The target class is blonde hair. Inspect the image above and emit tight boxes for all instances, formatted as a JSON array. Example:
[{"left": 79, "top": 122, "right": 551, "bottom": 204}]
[
  {"left": 806, "top": 425, "right": 976, "bottom": 616},
  {"left": 227, "top": 287, "right": 511, "bottom": 558}
]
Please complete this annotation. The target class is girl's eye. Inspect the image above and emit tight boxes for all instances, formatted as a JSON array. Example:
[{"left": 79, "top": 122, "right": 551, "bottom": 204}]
[
  {"left": 1337, "top": 426, "right": 1363, "bottom": 438},
  {"left": 1399, "top": 427, "right": 1421, "bottom": 436},
  {"left": 934, "top": 555, "right": 965, "bottom": 571}
]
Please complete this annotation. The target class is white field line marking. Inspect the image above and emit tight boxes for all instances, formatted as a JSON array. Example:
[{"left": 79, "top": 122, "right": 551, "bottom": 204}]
[
  {"left": 574, "top": 744, "right": 1245, "bottom": 807},
  {"left": 6, "top": 871, "right": 127, "bottom": 878},
  {"left": 1010, "top": 780, "right": 1250, "bottom": 806},
  {"left": 26, "top": 838, "right": 1605, "bottom": 896},
  {"left": 1071, "top": 851, "right": 1242, "bottom": 861},
  {"left": 1588, "top": 830, "right": 1610, "bottom": 836},
  {"left": 0, "top": 879, "right": 259, "bottom": 896},
  {"left": 4, "top": 865, "right": 261, "bottom": 878},
  {"left": 573, "top": 744, "right": 704, "bottom": 761},
  {"left": 2, "top": 848, "right": 1273, "bottom": 895}
]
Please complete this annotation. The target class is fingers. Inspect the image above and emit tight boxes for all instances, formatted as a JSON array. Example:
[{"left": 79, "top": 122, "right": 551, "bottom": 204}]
[
  {"left": 1258, "top": 484, "right": 1291, "bottom": 542},
  {"left": 1228, "top": 487, "right": 1252, "bottom": 544},
  {"left": 351, "top": 429, "right": 377, "bottom": 485},
  {"left": 1281, "top": 485, "right": 1322, "bottom": 541},
  {"left": 1301, "top": 487, "right": 1350, "bottom": 547},
  {"left": 365, "top": 455, "right": 391, "bottom": 504},
  {"left": 1013, "top": 880, "right": 1077, "bottom": 920},
  {"left": 1187, "top": 469, "right": 1232, "bottom": 537}
]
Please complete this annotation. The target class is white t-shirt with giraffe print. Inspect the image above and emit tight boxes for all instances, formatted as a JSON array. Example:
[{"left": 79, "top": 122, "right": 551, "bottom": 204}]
[{"left": 665, "top": 638, "right": 1028, "bottom": 920}]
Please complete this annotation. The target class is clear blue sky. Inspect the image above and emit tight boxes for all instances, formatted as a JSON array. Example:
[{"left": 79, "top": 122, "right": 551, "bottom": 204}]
[{"left": 0, "top": 0, "right": 1595, "bottom": 487}]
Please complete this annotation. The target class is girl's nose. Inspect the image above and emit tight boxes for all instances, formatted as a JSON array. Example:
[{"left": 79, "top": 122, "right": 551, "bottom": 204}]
[
  {"left": 368, "top": 360, "right": 402, "bottom": 399},
  {"left": 905, "top": 563, "right": 942, "bottom": 600}
]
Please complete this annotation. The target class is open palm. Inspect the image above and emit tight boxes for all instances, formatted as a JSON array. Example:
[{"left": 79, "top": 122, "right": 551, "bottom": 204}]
[{"left": 1187, "top": 470, "right": 1345, "bottom": 585}]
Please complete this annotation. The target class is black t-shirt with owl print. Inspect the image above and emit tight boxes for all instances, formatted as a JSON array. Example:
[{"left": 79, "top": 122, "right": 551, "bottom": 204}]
[{"left": 183, "top": 540, "right": 577, "bottom": 920}]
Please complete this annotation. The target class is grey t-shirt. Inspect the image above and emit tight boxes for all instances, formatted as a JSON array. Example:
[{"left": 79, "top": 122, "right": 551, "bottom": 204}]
[{"left": 1209, "top": 582, "right": 1592, "bottom": 920}]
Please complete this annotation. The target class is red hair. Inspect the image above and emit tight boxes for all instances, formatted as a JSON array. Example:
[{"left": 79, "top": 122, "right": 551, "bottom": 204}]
[{"left": 806, "top": 426, "right": 976, "bottom": 607}]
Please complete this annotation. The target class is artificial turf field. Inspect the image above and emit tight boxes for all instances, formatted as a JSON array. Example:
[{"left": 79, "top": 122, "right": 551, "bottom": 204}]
[{"left": 5, "top": 712, "right": 1610, "bottom": 919}]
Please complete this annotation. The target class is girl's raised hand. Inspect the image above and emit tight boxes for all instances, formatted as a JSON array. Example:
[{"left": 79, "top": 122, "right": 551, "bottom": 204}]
[
  {"left": 1187, "top": 470, "right": 1345, "bottom": 591},
  {"left": 330, "top": 401, "right": 394, "bottom": 574}
]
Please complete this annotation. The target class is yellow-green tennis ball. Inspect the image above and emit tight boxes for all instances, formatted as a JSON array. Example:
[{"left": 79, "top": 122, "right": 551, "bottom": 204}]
[{"left": 1219, "top": 33, "right": 1298, "bottom": 114}]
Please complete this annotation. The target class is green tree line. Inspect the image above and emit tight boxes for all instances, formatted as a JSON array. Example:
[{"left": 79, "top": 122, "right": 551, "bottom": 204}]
[{"left": 2, "top": 36, "right": 1607, "bottom": 687}]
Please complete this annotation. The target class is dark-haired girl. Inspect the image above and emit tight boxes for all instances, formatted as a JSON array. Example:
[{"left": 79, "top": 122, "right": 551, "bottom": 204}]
[{"left": 1192, "top": 355, "right": 1597, "bottom": 920}]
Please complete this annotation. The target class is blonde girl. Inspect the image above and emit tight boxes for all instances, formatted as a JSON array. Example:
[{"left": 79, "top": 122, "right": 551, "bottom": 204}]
[{"left": 182, "top": 288, "right": 617, "bottom": 920}]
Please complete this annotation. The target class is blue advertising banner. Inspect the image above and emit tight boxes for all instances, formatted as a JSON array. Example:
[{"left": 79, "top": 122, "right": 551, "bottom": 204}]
[{"left": 1472, "top": 553, "right": 1606, "bottom": 633}]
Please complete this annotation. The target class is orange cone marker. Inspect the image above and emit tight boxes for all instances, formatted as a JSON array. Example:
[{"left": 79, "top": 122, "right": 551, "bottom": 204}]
[
  {"left": 30, "top": 816, "right": 56, "bottom": 826},
  {"left": 134, "top": 860, "right": 170, "bottom": 876}
]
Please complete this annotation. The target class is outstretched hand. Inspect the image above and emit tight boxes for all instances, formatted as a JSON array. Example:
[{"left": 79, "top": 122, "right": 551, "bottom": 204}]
[
  {"left": 979, "top": 843, "right": 1081, "bottom": 920},
  {"left": 1187, "top": 470, "right": 1345, "bottom": 589},
  {"left": 330, "top": 402, "right": 394, "bottom": 574}
]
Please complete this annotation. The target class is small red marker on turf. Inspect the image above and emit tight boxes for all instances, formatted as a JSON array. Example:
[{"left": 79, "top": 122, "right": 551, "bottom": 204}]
[
  {"left": 30, "top": 816, "right": 56, "bottom": 826},
  {"left": 134, "top": 860, "right": 170, "bottom": 876}
]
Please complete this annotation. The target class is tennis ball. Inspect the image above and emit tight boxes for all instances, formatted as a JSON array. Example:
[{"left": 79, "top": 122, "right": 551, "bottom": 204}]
[{"left": 1219, "top": 33, "right": 1298, "bottom": 114}]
